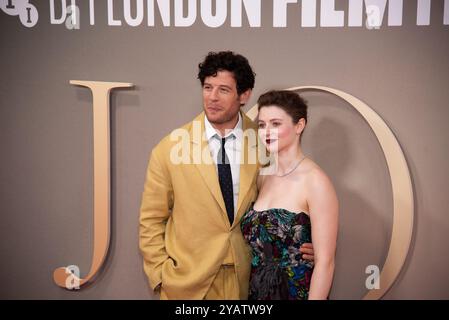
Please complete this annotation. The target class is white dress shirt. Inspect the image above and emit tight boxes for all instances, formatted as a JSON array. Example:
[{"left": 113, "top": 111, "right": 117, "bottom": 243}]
[{"left": 204, "top": 113, "right": 243, "bottom": 217}]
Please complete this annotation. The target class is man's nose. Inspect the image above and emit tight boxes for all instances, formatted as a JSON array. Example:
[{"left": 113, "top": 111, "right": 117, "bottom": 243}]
[{"left": 209, "top": 88, "right": 219, "bottom": 100}]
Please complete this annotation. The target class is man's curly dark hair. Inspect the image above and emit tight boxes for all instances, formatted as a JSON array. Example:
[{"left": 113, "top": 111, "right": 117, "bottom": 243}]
[{"left": 197, "top": 51, "right": 256, "bottom": 95}]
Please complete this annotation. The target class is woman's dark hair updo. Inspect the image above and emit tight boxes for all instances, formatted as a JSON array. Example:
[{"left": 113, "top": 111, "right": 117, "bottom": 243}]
[{"left": 257, "top": 90, "right": 308, "bottom": 125}]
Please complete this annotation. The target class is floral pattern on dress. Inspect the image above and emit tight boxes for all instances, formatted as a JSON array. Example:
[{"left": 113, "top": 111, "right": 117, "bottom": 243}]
[{"left": 241, "top": 204, "right": 313, "bottom": 300}]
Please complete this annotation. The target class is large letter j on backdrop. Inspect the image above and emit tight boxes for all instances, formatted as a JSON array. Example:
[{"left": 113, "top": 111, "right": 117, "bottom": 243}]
[{"left": 53, "top": 80, "right": 133, "bottom": 289}]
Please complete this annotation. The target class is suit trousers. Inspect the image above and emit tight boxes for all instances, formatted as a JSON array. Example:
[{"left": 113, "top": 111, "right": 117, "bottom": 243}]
[{"left": 204, "top": 264, "right": 240, "bottom": 300}]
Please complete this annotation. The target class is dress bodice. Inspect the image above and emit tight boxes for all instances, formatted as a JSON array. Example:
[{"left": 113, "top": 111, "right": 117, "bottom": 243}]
[{"left": 241, "top": 204, "right": 314, "bottom": 300}]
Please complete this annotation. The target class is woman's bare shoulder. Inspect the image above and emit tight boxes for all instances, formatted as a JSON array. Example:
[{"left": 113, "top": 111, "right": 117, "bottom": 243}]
[
  {"left": 302, "top": 158, "right": 339, "bottom": 217},
  {"left": 301, "top": 158, "right": 334, "bottom": 191}
]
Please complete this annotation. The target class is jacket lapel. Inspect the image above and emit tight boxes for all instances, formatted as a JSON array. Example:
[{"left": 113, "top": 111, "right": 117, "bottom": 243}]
[
  {"left": 189, "top": 112, "right": 229, "bottom": 225},
  {"left": 189, "top": 111, "right": 259, "bottom": 229},
  {"left": 233, "top": 112, "right": 259, "bottom": 228}
]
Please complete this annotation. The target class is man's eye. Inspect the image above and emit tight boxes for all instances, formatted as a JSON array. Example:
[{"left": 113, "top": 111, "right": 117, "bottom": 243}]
[
  {"left": 220, "top": 88, "right": 230, "bottom": 94},
  {"left": 272, "top": 122, "right": 281, "bottom": 127}
]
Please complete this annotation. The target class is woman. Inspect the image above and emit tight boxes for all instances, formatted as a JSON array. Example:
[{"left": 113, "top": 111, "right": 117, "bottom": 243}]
[{"left": 241, "top": 90, "right": 339, "bottom": 300}]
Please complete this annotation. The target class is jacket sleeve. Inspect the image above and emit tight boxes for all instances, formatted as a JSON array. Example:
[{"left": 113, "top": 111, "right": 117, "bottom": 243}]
[{"left": 139, "top": 146, "right": 174, "bottom": 291}]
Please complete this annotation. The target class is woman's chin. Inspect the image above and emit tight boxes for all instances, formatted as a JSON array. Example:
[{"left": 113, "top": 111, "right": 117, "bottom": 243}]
[{"left": 266, "top": 144, "right": 279, "bottom": 153}]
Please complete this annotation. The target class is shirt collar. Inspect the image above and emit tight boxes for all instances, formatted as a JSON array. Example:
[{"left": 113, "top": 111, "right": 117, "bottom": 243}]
[{"left": 204, "top": 112, "right": 243, "bottom": 141}]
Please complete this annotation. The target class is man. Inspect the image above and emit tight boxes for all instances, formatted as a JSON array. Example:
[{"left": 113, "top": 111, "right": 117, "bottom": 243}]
[{"left": 139, "top": 51, "right": 313, "bottom": 300}]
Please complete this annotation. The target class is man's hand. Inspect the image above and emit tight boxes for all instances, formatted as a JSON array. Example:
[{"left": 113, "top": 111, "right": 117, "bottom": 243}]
[
  {"left": 153, "top": 283, "right": 162, "bottom": 294},
  {"left": 300, "top": 242, "right": 314, "bottom": 261}
]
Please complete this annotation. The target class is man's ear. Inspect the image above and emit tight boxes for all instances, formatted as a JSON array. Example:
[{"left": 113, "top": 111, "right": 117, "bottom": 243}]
[{"left": 239, "top": 89, "right": 252, "bottom": 106}]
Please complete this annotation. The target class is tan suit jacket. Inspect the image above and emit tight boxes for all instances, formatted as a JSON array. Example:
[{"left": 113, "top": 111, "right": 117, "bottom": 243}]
[{"left": 139, "top": 111, "right": 260, "bottom": 299}]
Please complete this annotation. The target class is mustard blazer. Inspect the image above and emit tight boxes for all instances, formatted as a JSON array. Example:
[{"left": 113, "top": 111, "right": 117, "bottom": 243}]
[{"left": 139, "top": 111, "right": 260, "bottom": 299}]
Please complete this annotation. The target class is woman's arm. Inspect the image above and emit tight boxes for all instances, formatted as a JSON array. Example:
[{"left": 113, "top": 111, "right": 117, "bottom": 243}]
[{"left": 306, "top": 168, "right": 339, "bottom": 300}]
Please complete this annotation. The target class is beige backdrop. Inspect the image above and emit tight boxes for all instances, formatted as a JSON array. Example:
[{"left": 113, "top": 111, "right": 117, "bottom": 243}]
[{"left": 1, "top": 0, "right": 448, "bottom": 299}]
